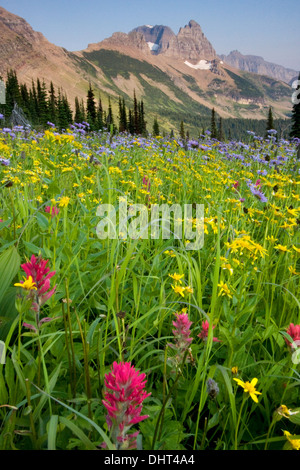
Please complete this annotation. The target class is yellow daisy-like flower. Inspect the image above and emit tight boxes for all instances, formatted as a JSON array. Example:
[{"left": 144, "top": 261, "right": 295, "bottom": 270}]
[
  {"left": 164, "top": 250, "right": 176, "bottom": 257},
  {"left": 218, "top": 281, "right": 233, "bottom": 298},
  {"left": 293, "top": 245, "right": 300, "bottom": 254},
  {"left": 59, "top": 196, "right": 70, "bottom": 208},
  {"left": 171, "top": 284, "right": 185, "bottom": 297},
  {"left": 288, "top": 266, "right": 299, "bottom": 275},
  {"left": 233, "top": 377, "right": 261, "bottom": 403},
  {"left": 169, "top": 273, "right": 184, "bottom": 284},
  {"left": 14, "top": 276, "right": 37, "bottom": 291},
  {"left": 275, "top": 244, "right": 291, "bottom": 253},
  {"left": 266, "top": 235, "right": 278, "bottom": 243},
  {"left": 283, "top": 431, "right": 300, "bottom": 450},
  {"left": 231, "top": 366, "right": 239, "bottom": 375},
  {"left": 184, "top": 286, "right": 194, "bottom": 294}
]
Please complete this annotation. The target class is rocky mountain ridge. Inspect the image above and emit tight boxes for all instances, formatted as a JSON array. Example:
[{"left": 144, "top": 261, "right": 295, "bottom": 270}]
[
  {"left": 219, "top": 50, "right": 298, "bottom": 85},
  {"left": 131, "top": 20, "right": 216, "bottom": 61}
]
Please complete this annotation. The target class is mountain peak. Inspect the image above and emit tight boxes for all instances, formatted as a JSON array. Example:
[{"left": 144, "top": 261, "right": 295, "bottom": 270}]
[
  {"left": 187, "top": 19, "right": 202, "bottom": 29},
  {"left": 131, "top": 20, "right": 215, "bottom": 61},
  {"left": 165, "top": 20, "right": 216, "bottom": 61}
]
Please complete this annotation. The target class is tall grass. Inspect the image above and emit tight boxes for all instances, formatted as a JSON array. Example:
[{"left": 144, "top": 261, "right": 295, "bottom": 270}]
[{"left": 0, "top": 126, "right": 299, "bottom": 450}]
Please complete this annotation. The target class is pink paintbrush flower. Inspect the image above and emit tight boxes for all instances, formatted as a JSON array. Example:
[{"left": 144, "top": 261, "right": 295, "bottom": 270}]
[
  {"left": 198, "top": 320, "right": 221, "bottom": 343},
  {"left": 142, "top": 176, "right": 151, "bottom": 191},
  {"left": 102, "top": 361, "right": 151, "bottom": 450},
  {"left": 285, "top": 323, "right": 300, "bottom": 348},
  {"left": 16, "top": 254, "right": 56, "bottom": 312},
  {"left": 168, "top": 311, "right": 193, "bottom": 366},
  {"left": 45, "top": 205, "right": 60, "bottom": 218}
]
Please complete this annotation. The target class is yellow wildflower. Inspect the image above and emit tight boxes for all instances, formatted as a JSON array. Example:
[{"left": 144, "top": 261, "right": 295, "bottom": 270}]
[
  {"left": 14, "top": 276, "right": 37, "bottom": 291},
  {"left": 218, "top": 281, "right": 233, "bottom": 298},
  {"left": 233, "top": 377, "right": 261, "bottom": 403},
  {"left": 283, "top": 431, "right": 300, "bottom": 450},
  {"left": 171, "top": 284, "right": 185, "bottom": 297},
  {"left": 169, "top": 273, "right": 184, "bottom": 284},
  {"left": 275, "top": 244, "right": 291, "bottom": 253},
  {"left": 59, "top": 196, "right": 70, "bottom": 208},
  {"left": 184, "top": 286, "right": 194, "bottom": 294}
]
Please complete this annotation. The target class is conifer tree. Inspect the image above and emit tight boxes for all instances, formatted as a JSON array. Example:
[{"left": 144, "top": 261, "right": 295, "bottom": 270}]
[
  {"left": 218, "top": 117, "right": 224, "bottom": 141},
  {"left": 210, "top": 108, "right": 217, "bottom": 139},
  {"left": 118, "top": 96, "right": 127, "bottom": 132},
  {"left": 139, "top": 99, "right": 147, "bottom": 135},
  {"left": 5, "top": 69, "right": 21, "bottom": 119},
  {"left": 96, "top": 95, "right": 103, "bottom": 130},
  {"left": 290, "top": 72, "right": 300, "bottom": 139},
  {"left": 265, "top": 106, "right": 275, "bottom": 138},
  {"left": 179, "top": 120, "right": 185, "bottom": 140},
  {"left": 128, "top": 109, "right": 134, "bottom": 134},
  {"left": 106, "top": 97, "right": 114, "bottom": 131},
  {"left": 36, "top": 79, "right": 49, "bottom": 127},
  {"left": 48, "top": 81, "right": 57, "bottom": 125},
  {"left": 86, "top": 82, "right": 97, "bottom": 129},
  {"left": 62, "top": 93, "right": 73, "bottom": 127},
  {"left": 57, "top": 89, "right": 72, "bottom": 129},
  {"left": 28, "top": 85, "right": 38, "bottom": 125},
  {"left": 80, "top": 98, "right": 86, "bottom": 123},
  {"left": 133, "top": 90, "right": 139, "bottom": 134},
  {"left": 74, "top": 96, "right": 83, "bottom": 123},
  {"left": 152, "top": 117, "right": 160, "bottom": 136},
  {"left": 19, "top": 83, "right": 30, "bottom": 119}
]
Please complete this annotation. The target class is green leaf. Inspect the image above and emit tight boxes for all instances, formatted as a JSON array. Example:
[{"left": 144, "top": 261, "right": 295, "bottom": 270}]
[
  {"left": 35, "top": 212, "right": 49, "bottom": 231},
  {"left": 59, "top": 416, "right": 97, "bottom": 450},
  {"left": 0, "top": 245, "right": 20, "bottom": 304},
  {"left": 0, "top": 287, "right": 18, "bottom": 341},
  {"left": 47, "top": 415, "right": 59, "bottom": 450}
]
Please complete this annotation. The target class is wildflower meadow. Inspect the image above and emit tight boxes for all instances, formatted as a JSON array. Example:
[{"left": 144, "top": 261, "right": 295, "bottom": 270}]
[{"left": 0, "top": 122, "right": 300, "bottom": 451}]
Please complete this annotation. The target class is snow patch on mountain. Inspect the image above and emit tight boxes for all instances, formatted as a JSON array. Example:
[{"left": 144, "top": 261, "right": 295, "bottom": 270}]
[
  {"left": 184, "top": 59, "right": 211, "bottom": 70},
  {"left": 147, "top": 42, "right": 159, "bottom": 51}
]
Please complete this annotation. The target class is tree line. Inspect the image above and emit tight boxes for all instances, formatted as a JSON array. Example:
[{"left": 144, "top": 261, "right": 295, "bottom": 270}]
[
  {"left": 1, "top": 69, "right": 299, "bottom": 141},
  {"left": 0, "top": 69, "right": 149, "bottom": 135}
]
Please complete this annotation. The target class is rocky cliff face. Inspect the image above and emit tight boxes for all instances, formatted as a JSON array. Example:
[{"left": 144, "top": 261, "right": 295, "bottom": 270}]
[
  {"left": 131, "top": 20, "right": 216, "bottom": 61},
  {"left": 0, "top": 5, "right": 72, "bottom": 76},
  {"left": 219, "top": 50, "right": 298, "bottom": 84},
  {"left": 163, "top": 20, "right": 216, "bottom": 61},
  {"left": 94, "top": 30, "right": 151, "bottom": 55},
  {"left": 131, "top": 25, "right": 176, "bottom": 54}
]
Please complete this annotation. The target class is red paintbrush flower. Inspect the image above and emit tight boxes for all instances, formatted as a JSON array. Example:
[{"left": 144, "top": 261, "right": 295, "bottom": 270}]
[
  {"left": 168, "top": 311, "right": 193, "bottom": 364},
  {"left": 285, "top": 323, "right": 300, "bottom": 348},
  {"left": 45, "top": 205, "right": 60, "bottom": 218},
  {"left": 198, "top": 320, "right": 221, "bottom": 343},
  {"left": 19, "top": 254, "right": 56, "bottom": 311},
  {"left": 102, "top": 361, "right": 151, "bottom": 450}
]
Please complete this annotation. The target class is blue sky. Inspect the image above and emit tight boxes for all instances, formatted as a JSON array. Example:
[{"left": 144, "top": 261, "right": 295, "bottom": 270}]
[{"left": 1, "top": 0, "right": 299, "bottom": 70}]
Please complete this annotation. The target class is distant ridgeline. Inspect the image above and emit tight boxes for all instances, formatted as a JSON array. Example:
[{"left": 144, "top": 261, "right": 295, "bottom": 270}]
[{"left": 0, "top": 69, "right": 293, "bottom": 141}]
